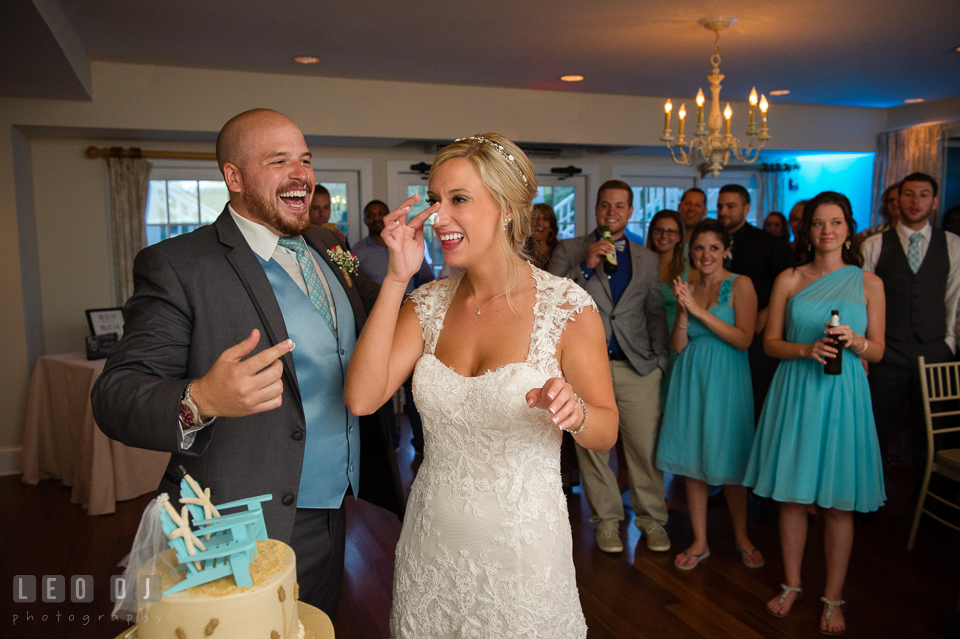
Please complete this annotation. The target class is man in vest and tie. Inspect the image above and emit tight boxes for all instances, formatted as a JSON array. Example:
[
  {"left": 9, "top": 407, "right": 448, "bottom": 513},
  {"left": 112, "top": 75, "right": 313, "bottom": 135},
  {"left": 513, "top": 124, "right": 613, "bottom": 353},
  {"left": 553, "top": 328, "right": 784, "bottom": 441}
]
[
  {"left": 861, "top": 172, "right": 960, "bottom": 485},
  {"left": 93, "top": 109, "right": 403, "bottom": 619}
]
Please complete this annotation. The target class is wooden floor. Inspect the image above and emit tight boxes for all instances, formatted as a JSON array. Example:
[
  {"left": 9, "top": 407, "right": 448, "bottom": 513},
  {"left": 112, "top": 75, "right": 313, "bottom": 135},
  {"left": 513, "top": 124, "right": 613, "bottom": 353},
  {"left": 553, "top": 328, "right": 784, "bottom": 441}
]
[{"left": 3, "top": 425, "right": 959, "bottom": 638}]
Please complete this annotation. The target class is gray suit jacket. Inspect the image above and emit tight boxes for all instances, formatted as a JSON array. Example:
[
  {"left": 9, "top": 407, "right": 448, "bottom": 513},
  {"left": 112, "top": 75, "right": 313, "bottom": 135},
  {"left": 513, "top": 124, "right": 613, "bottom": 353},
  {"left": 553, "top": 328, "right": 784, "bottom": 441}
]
[
  {"left": 92, "top": 208, "right": 404, "bottom": 543},
  {"left": 547, "top": 232, "right": 669, "bottom": 376}
]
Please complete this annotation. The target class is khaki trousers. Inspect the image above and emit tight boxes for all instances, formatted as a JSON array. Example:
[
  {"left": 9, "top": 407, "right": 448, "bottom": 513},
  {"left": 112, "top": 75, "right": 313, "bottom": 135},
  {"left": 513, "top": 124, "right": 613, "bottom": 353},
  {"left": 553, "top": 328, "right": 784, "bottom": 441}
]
[{"left": 575, "top": 361, "right": 667, "bottom": 530}]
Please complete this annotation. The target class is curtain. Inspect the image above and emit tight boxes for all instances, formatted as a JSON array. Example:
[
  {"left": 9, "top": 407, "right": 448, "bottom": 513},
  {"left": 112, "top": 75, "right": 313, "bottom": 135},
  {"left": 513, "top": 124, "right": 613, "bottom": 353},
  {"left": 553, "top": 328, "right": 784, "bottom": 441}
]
[
  {"left": 871, "top": 123, "right": 946, "bottom": 226},
  {"left": 108, "top": 157, "right": 152, "bottom": 305},
  {"left": 754, "top": 170, "right": 785, "bottom": 222}
]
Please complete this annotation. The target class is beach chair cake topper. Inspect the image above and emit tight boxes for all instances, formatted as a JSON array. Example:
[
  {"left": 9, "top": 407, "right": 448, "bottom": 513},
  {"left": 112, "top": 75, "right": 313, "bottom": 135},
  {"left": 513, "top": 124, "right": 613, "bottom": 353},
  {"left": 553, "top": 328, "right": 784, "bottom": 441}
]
[{"left": 155, "top": 468, "right": 272, "bottom": 595}]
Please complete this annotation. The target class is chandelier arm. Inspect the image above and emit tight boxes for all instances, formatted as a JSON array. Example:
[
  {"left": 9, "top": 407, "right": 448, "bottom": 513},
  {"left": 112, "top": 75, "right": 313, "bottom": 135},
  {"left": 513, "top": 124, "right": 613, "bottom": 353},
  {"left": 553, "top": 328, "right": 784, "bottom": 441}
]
[
  {"left": 665, "top": 139, "right": 701, "bottom": 167},
  {"left": 738, "top": 146, "right": 762, "bottom": 164},
  {"left": 731, "top": 142, "right": 765, "bottom": 164}
]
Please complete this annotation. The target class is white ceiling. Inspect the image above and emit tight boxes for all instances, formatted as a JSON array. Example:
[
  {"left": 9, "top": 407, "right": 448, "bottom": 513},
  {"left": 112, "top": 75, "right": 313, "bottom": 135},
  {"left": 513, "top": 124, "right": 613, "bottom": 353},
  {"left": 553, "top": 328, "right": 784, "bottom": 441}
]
[{"left": 3, "top": 0, "right": 960, "bottom": 108}]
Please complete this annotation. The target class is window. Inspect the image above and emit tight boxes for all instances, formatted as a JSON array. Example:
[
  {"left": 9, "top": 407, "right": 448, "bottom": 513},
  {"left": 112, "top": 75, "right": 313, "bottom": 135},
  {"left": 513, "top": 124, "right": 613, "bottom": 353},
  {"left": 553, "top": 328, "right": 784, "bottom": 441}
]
[
  {"left": 143, "top": 161, "right": 364, "bottom": 247},
  {"left": 613, "top": 174, "right": 696, "bottom": 246},
  {"left": 626, "top": 187, "right": 685, "bottom": 245},
  {"left": 534, "top": 185, "right": 577, "bottom": 240},
  {"left": 146, "top": 179, "right": 227, "bottom": 245}
]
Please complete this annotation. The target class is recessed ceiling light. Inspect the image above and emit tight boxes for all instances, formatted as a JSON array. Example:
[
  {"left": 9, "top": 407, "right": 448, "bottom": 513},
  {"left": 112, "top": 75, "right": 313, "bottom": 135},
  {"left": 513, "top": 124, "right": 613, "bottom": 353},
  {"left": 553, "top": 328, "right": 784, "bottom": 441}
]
[
  {"left": 560, "top": 75, "right": 584, "bottom": 82},
  {"left": 769, "top": 90, "right": 790, "bottom": 96},
  {"left": 904, "top": 98, "right": 925, "bottom": 103},
  {"left": 293, "top": 56, "right": 319, "bottom": 64}
]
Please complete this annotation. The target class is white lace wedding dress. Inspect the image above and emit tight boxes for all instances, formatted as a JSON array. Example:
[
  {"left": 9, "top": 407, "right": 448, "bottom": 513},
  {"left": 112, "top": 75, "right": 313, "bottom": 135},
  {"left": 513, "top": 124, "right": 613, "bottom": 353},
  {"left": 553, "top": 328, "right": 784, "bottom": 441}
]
[{"left": 389, "top": 267, "right": 595, "bottom": 639}]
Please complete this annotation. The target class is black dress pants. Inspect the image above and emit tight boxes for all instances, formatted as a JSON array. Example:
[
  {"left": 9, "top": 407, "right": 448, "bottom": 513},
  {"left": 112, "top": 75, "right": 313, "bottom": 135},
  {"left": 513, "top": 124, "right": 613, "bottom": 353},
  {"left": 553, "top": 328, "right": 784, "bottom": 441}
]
[{"left": 290, "top": 503, "right": 347, "bottom": 620}]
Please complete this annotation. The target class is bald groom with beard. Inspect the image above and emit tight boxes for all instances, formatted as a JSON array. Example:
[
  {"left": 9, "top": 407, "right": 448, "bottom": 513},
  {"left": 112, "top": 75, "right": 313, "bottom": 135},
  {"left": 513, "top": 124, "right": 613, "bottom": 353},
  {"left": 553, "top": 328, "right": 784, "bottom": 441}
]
[{"left": 93, "top": 109, "right": 404, "bottom": 619}]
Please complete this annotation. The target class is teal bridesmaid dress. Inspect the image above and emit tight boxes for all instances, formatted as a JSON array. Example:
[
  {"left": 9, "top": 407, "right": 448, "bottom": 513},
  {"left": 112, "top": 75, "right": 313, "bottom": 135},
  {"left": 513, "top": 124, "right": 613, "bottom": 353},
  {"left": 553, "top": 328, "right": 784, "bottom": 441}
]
[
  {"left": 744, "top": 265, "right": 886, "bottom": 512},
  {"left": 657, "top": 274, "right": 755, "bottom": 485}
]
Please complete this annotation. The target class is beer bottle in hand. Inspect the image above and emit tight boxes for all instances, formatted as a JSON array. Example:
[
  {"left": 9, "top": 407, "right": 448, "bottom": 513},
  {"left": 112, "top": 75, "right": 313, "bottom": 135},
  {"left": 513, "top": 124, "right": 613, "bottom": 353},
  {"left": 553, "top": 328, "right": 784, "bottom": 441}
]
[
  {"left": 602, "top": 225, "right": 618, "bottom": 275},
  {"left": 824, "top": 310, "right": 842, "bottom": 375}
]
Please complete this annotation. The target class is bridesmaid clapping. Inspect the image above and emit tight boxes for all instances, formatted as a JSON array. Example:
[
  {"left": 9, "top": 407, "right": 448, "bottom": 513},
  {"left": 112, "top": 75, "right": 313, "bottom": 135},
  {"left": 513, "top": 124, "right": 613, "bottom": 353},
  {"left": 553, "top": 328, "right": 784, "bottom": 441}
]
[{"left": 656, "top": 219, "right": 763, "bottom": 570}]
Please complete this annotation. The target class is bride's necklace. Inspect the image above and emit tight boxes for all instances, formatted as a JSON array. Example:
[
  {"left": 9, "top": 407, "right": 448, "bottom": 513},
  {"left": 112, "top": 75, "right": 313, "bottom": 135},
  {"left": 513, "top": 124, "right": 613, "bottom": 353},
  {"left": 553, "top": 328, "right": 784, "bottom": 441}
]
[{"left": 468, "top": 273, "right": 521, "bottom": 315}]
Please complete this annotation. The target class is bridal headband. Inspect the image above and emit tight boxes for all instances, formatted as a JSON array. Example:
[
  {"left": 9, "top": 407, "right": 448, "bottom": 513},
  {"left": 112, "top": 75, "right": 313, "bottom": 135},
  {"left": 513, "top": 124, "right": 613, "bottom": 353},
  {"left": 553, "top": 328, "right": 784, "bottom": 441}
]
[{"left": 455, "top": 136, "right": 529, "bottom": 185}]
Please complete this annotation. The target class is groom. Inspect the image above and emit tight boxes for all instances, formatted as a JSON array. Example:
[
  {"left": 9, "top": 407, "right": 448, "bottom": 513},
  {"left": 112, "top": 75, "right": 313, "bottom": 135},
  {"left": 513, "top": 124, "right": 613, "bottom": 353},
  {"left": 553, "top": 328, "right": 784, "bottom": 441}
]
[{"left": 92, "top": 109, "right": 404, "bottom": 618}]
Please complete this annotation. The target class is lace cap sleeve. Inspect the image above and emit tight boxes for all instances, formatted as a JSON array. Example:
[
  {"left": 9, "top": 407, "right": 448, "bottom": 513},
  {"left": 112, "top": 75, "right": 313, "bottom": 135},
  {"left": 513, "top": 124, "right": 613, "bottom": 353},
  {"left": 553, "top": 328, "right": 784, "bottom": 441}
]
[
  {"left": 410, "top": 274, "right": 461, "bottom": 355},
  {"left": 529, "top": 269, "right": 598, "bottom": 376},
  {"left": 557, "top": 278, "right": 597, "bottom": 316}
]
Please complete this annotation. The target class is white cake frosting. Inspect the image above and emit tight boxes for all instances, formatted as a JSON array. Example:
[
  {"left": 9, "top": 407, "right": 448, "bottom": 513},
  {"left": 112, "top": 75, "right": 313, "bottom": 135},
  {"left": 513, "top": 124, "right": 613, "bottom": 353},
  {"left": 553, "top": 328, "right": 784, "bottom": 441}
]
[{"left": 137, "top": 539, "right": 300, "bottom": 639}]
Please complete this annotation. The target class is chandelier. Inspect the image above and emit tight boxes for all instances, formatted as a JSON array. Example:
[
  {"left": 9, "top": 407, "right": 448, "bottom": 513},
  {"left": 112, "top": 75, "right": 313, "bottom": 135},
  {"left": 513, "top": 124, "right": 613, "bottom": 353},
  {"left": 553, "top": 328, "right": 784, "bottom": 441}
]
[{"left": 660, "top": 16, "right": 770, "bottom": 178}]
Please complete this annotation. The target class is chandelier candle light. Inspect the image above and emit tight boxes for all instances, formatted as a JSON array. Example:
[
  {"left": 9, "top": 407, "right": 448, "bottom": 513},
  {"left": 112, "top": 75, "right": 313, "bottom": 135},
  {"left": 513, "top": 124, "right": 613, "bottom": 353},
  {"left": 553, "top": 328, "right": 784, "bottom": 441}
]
[{"left": 661, "top": 16, "right": 770, "bottom": 177}]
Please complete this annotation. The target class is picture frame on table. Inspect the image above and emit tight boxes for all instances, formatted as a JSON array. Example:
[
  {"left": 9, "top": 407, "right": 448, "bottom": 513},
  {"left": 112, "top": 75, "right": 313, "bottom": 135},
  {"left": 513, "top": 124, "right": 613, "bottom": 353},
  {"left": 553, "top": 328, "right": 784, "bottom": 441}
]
[{"left": 85, "top": 307, "right": 125, "bottom": 339}]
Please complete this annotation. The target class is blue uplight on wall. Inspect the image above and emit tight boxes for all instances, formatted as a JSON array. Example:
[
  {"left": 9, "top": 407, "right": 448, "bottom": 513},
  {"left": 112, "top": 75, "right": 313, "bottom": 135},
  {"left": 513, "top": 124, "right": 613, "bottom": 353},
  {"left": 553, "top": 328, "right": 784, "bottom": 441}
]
[{"left": 784, "top": 153, "right": 875, "bottom": 234}]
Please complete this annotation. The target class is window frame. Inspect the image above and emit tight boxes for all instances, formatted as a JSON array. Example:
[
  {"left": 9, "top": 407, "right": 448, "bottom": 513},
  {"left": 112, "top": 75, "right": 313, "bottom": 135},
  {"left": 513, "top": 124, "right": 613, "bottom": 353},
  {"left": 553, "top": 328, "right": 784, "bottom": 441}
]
[{"left": 144, "top": 158, "right": 373, "bottom": 245}]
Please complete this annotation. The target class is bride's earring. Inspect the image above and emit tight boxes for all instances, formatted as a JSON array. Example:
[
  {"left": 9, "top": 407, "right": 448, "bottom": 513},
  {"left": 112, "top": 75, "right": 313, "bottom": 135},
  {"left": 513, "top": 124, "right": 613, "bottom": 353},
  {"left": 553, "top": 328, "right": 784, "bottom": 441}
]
[{"left": 503, "top": 218, "right": 512, "bottom": 229}]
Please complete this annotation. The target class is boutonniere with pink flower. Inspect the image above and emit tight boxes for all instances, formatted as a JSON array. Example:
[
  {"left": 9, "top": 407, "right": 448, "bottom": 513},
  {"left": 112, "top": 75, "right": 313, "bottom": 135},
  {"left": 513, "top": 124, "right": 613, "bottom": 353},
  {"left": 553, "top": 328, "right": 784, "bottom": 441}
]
[{"left": 327, "top": 246, "right": 360, "bottom": 287}]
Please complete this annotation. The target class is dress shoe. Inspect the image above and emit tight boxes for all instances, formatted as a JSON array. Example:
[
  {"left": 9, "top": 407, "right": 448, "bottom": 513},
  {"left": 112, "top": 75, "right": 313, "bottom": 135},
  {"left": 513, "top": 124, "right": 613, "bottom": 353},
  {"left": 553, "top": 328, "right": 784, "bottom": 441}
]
[
  {"left": 595, "top": 524, "right": 623, "bottom": 553},
  {"left": 640, "top": 523, "right": 671, "bottom": 552}
]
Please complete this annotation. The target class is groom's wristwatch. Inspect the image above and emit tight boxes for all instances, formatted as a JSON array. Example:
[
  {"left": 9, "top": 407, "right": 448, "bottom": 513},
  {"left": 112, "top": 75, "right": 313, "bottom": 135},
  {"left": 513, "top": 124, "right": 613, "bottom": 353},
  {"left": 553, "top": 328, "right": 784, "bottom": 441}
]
[{"left": 179, "top": 380, "right": 216, "bottom": 436}]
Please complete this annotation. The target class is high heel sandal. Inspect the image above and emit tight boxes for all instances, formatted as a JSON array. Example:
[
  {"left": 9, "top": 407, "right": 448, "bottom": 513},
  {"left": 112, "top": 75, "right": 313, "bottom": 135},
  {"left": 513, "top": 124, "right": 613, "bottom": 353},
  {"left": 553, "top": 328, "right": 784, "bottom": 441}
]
[
  {"left": 819, "top": 596, "right": 846, "bottom": 636},
  {"left": 766, "top": 583, "right": 802, "bottom": 618}
]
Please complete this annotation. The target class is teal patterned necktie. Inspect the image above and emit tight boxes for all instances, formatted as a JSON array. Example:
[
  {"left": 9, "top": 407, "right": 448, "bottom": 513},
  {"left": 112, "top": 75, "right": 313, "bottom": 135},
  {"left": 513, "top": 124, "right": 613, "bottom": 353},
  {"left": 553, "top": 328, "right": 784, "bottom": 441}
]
[
  {"left": 277, "top": 237, "right": 337, "bottom": 336},
  {"left": 907, "top": 232, "right": 923, "bottom": 274}
]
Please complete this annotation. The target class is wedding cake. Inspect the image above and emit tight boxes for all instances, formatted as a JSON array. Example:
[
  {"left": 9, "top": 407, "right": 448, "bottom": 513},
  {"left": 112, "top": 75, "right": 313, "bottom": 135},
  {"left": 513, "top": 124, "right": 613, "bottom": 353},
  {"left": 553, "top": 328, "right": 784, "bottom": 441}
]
[
  {"left": 117, "top": 472, "right": 306, "bottom": 639},
  {"left": 137, "top": 539, "right": 301, "bottom": 639}
]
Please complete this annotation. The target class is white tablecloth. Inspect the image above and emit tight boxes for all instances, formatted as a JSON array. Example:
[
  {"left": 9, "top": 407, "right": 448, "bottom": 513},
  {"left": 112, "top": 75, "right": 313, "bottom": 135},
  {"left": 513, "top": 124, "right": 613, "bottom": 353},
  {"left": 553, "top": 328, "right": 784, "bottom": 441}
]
[{"left": 20, "top": 352, "right": 169, "bottom": 515}]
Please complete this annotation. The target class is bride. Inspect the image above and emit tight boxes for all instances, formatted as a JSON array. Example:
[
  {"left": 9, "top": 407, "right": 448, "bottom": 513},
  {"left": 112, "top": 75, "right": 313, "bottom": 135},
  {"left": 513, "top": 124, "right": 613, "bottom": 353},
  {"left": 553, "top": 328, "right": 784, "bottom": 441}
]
[{"left": 344, "top": 133, "right": 617, "bottom": 638}]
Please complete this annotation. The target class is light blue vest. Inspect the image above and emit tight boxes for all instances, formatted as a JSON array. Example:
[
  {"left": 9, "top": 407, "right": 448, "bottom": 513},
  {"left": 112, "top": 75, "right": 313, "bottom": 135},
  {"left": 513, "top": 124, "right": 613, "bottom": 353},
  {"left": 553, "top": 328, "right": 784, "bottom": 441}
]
[{"left": 258, "top": 247, "right": 360, "bottom": 508}]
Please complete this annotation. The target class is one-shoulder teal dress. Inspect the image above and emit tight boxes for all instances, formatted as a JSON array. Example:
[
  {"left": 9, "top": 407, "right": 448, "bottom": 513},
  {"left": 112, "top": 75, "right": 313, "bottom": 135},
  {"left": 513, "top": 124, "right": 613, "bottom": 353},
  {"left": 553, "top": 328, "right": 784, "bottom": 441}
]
[
  {"left": 744, "top": 266, "right": 886, "bottom": 512},
  {"left": 657, "top": 274, "right": 755, "bottom": 485}
]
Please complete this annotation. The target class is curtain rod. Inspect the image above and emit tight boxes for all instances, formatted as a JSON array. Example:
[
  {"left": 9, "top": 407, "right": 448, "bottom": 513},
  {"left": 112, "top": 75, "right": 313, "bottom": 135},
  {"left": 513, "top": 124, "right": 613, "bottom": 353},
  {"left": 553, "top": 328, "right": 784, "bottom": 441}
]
[{"left": 85, "top": 146, "right": 216, "bottom": 161}]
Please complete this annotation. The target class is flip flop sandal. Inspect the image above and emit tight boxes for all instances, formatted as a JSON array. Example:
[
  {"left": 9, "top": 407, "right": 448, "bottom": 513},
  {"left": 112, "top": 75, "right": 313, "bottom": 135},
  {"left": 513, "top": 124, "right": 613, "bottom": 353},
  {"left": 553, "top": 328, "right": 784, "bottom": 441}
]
[
  {"left": 675, "top": 549, "right": 710, "bottom": 570},
  {"left": 737, "top": 544, "right": 765, "bottom": 568}
]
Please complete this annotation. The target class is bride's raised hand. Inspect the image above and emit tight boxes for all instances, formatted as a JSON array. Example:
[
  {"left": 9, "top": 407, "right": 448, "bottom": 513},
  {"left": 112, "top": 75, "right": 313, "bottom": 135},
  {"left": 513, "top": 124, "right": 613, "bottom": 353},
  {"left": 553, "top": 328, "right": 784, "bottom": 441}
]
[
  {"left": 525, "top": 378, "right": 585, "bottom": 432},
  {"left": 381, "top": 194, "right": 440, "bottom": 284}
]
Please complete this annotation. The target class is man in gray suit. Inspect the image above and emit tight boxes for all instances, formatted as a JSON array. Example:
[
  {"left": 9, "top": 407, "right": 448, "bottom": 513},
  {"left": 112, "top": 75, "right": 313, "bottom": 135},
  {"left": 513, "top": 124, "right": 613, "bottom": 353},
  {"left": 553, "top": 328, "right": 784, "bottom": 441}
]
[
  {"left": 92, "top": 109, "right": 403, "bottom": 619},
  {"left": 548, "top": 180, "right": 671, "bottom": 554}
]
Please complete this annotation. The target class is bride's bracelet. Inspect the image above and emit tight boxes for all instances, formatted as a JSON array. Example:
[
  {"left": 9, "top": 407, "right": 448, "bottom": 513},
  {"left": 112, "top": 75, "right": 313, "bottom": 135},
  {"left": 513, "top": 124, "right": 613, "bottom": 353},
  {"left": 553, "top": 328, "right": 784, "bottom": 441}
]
[{"left": 568, "top": 394, "right": 588, "bottom": 435}]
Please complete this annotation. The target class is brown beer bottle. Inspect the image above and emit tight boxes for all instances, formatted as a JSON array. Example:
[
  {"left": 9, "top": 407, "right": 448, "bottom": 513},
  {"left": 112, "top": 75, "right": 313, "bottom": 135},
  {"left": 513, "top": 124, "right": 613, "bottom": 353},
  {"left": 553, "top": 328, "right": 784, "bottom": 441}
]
[
  {"left": 602, "top": 225, "right": 618, "bottom": 275},
  {"left": 824, "top": 310, "right": 842, "bottom": 375}
]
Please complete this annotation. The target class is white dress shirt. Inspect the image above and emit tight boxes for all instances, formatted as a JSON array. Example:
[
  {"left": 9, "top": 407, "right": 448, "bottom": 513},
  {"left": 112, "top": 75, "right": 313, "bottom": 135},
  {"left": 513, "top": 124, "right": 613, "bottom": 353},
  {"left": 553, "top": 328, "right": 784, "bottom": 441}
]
[
  {"left": 861, "top": 222, "right": 960, "bottom": 353},
  {"left": 228, "top": 206, "right": 337, "bottom": 327}
]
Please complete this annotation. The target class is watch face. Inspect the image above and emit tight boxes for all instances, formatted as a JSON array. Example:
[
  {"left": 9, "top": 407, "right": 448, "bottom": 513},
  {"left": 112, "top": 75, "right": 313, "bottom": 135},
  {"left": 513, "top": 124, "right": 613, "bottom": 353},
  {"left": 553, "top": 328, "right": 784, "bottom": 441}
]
[{"left": 179, "top": 402, "right": 195, "bottom": 426}]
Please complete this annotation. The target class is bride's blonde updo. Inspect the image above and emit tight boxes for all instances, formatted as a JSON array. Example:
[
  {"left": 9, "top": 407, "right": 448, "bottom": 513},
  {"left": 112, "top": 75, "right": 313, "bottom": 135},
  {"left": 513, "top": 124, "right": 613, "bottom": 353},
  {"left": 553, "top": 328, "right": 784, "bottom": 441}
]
[{"left": 430, "top": 133, "right": 539, "bottom": 274}]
